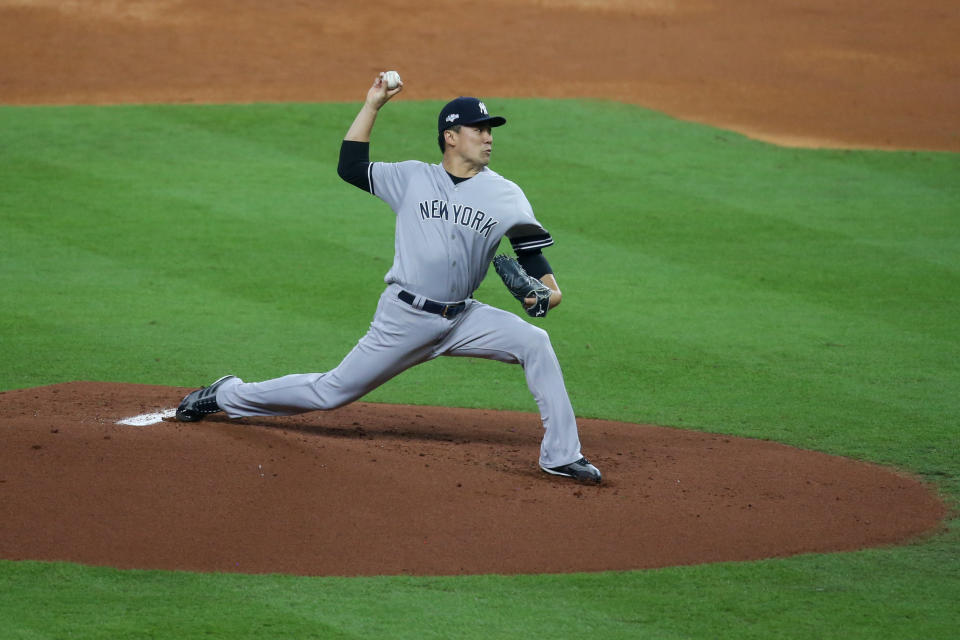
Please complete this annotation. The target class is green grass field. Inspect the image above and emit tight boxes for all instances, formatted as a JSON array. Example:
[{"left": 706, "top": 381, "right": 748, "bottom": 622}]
[{"left": 1, "top": 100, "right": 958, "bottom": 638}]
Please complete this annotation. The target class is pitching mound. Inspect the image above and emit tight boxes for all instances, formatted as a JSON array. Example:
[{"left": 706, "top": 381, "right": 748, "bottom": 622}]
[{"left": 0, "top": 382, "right": 946, "bottom": 576}]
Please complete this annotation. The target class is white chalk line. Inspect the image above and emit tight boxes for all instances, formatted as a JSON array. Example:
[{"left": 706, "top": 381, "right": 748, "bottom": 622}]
[{"left": 116, "top": 408, "right": 177, "bottom": 426}]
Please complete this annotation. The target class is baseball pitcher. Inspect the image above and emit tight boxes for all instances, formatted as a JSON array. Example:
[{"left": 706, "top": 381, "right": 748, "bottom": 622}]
[{"left": 176, "top": 72, "right": 601, "bottom": 483}]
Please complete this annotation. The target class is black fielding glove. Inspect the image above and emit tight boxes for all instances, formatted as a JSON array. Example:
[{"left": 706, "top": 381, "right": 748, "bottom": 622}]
[{"left": 492, "top": 254, "right": 552, "bottom": 318}]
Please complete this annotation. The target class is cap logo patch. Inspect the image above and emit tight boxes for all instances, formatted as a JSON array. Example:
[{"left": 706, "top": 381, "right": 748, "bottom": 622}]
[
  {"left": 446, "top": 113, "right": 460, "bottom": 123},
  {"left": 478, "top": 101, "right": 489, "bottom": 115}
]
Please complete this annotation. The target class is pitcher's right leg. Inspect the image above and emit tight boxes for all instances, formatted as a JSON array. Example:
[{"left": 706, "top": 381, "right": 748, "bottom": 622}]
[{"left": 215, "top": 287, "right": 445, "bottom": 418}]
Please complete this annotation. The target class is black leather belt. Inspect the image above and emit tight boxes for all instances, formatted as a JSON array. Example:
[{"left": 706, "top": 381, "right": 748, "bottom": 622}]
[{"left": 398, "top": 290, "right": 466, "bottom": 319}]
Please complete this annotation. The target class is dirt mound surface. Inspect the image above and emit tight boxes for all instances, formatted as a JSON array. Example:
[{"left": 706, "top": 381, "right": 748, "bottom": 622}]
[{"left": 0, "top": 382, "right": 946, "bottom": 576}]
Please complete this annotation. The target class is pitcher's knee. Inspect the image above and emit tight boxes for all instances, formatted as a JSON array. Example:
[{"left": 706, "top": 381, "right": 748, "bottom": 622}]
[
  {"left": 301, "top": 375, "right": 348, "bottom": 411},
  {"left": 521, "top": 325, "right": 554, "bottom": 356},
  {"left": 307, "top": 374, "right": 373, "bottom": 411}
]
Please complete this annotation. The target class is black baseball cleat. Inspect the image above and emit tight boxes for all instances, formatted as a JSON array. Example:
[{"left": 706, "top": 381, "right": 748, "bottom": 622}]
[
  {"left": 176, "top": 375, "right": 236, "bottom": 422},
  {"left": 540, "top": 456, "right": 602, "bottom": 484}
]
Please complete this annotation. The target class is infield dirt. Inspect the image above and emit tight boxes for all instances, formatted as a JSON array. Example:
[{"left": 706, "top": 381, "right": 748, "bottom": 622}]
[{"left": 2, "top": 0, "right": 959, "bottom": 150}]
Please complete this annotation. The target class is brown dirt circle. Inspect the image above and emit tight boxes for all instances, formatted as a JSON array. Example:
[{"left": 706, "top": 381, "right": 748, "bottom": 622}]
[{"left": 0, "top": 383, "right": 947, "bottom": 576}]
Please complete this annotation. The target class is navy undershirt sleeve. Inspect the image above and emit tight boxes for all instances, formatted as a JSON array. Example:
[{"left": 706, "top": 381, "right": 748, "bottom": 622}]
[
  {"left": 517, "top": 251, "right": 552, "bottom": 279},
  {"left": 338, "top": 140, "right": 371, "bottom": 191}
]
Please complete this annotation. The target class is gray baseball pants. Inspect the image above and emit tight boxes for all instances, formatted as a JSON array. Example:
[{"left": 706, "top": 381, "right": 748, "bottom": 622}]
[{"left": 216, "top": 284, "right": 583, "bottom": 468}]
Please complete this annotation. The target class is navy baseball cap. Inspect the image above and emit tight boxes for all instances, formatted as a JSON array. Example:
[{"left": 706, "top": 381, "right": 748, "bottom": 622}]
[{"left": 438, "top": 97, "right": 507, "bottom": 133}]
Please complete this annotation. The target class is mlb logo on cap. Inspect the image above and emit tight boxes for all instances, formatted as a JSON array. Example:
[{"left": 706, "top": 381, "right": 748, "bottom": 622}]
[{"left": 437, "top": 97, "right": 507, "bottom": 133}]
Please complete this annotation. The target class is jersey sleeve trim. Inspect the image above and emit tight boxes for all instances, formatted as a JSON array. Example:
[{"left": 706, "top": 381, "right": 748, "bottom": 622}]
[{"left": 510, "top": 233, "right": 554, "bottom": 254}]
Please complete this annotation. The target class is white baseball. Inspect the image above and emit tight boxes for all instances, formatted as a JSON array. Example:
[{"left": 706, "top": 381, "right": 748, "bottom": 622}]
[{"left": 383, "top": 70, "right": 401, "bottom": 90}]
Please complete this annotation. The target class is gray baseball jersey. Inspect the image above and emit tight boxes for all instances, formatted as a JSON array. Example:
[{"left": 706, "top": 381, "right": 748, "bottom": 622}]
[
  {"left": 371, "top": 161, "right": 549, "bottom": 301},
  {"left": 215, "top": 147, "right": 586, "bottom": 469}
]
